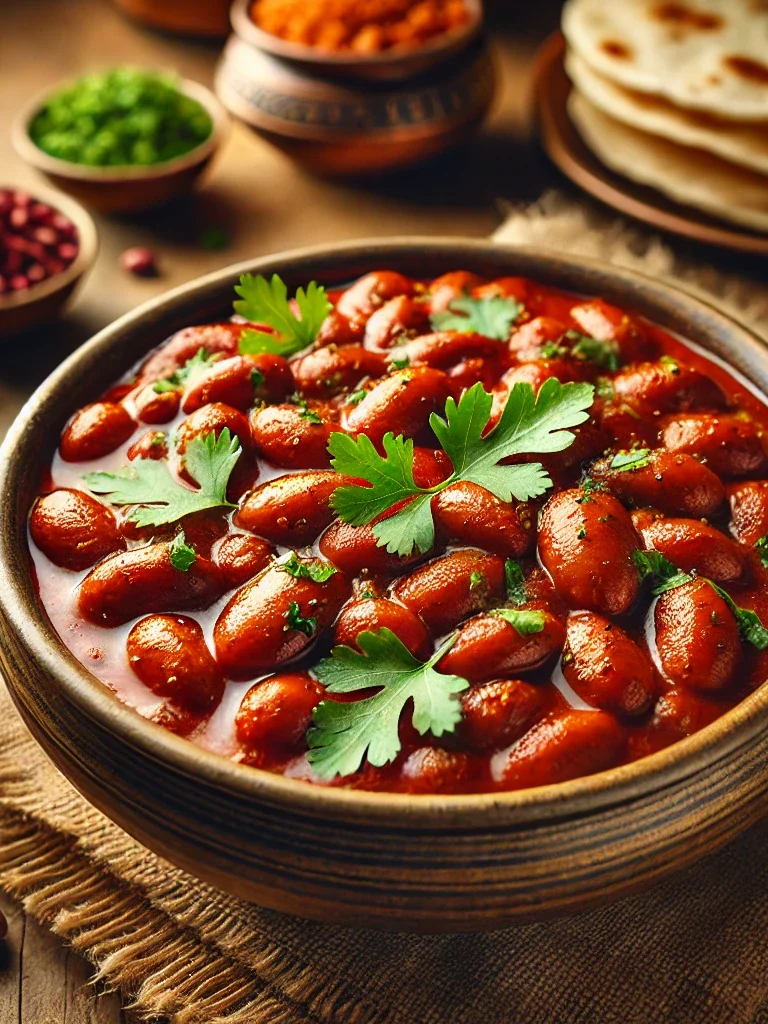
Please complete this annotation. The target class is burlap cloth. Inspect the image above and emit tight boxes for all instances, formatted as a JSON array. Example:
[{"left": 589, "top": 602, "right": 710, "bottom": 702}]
[{"left": 4, "top": 194, "right": 768, "bottom": 1024}]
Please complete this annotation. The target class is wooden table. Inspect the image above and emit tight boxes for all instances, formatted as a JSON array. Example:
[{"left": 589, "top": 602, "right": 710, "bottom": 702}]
[{"left": 0, "top": 0, "right": 563, "bottom": 1019}]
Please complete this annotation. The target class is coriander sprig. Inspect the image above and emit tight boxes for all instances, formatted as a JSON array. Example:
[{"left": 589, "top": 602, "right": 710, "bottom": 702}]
[
  {"left": 330, "top": 379, "right": 595, "bottom": 558},
  {"left": 234, "top": 273, "right": 331, "bottom": 358},
  {"left": 430, "top": 293, "right": 523, "bottom": 340}
]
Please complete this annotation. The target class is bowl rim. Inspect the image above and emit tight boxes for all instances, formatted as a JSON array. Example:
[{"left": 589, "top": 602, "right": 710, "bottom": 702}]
[
  {"left": 0, "top": 182, "right": 98, "bottom": 311},
  {"left": 3, "top": 235, "right": 768, "bottom": 824},
  {"left": 229, "top": 0, "right": 483, "bottom": 69},
  {"left": 11, "top": 75, "right": 229, "bottom": 183}
]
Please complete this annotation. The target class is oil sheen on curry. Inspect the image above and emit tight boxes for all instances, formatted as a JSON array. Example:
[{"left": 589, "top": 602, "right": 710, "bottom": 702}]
[{"left": 28, "top": 269, "right": 768, "bottom": 794}]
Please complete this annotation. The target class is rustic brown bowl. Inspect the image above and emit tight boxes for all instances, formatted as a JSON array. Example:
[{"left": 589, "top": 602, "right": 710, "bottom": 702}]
[
  {"left": 12, "top": 78, "right": 229, "bottom": 215},
  {"left": 111, "top": 0, "right": 232, "bottom": 38},
  {"left": 230, "top": 0, "right": 483, "bottom": 82},
  {"left": 2, "top": 238, "right": 768, "bottom": 933},
  {"left": 0, "top": 183, "right": 98, "bottom": 338}
]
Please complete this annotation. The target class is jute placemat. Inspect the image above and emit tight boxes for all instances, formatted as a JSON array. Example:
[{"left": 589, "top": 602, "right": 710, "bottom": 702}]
[{"left": 3, "top": 194, "right": 768, "bottom": 1024}]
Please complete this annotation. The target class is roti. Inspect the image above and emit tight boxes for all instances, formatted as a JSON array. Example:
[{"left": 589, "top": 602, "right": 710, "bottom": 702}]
[
  {"left": 562, "top": 0, "right": 768, "bottom": 121},
  {"left": 566, "top": 50, "right": 768, "bottom": 176},
  {"left": 568, "top": 90, "right": 768, "bottom": 233}
]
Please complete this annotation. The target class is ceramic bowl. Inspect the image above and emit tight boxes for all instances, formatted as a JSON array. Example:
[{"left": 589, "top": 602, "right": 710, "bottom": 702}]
[
  {"left": 12, "top": 78, "right": 229, "bottom": 214},
  {"left": 215, "top": 34, "right": 495, "bottom": 174},
  {"left": 112, "top": 0, "right": 232, "bottom": 38},
  {"left": 229, "top": 0, "right": 484, "bottom": 82},
  {"left": 2, "top": 239, "right": 768, "bottom": 933},
  {"left": 0, "top": 184, "right": 98, "bottom": 338}
]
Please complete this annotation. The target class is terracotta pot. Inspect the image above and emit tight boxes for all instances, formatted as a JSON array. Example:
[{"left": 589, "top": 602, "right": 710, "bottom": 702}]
[{"left": 2, "top": 239, "right": 768, "bottom": 932}]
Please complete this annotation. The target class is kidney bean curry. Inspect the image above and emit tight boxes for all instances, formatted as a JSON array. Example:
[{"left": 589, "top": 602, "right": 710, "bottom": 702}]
[{"left": 28, "top": 268, "right": 768, "bottom": 794}]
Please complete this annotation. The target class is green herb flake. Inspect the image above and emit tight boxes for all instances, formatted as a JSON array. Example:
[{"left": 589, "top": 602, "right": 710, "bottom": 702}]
[
  {"left": 755, "top": 535, "right": 768, "bottom": 569},
  {"left": 347, "top": 389, "right": 367, "bottom": 406},
  {"left": 469, "top": 570, "right": 484, "bottom": 591},
  {"left": 84, "top": 428, "right": 241, "bottom": 528},
  {"left": 307, "top": 628, "right": 468, "bottom": 779},
  {"left": 595, "top": 376, "right": 616, "bottom": 401},
  {"left": 389, "top": 356, "right": 410, "bottom": 370},
  {"left": 251, "top": 368, "right": 265, "bottom": 390},
  {"left": 566, "top": 331, "right": 620, "bottom": 372},
  {"left": 577, "top": 525, "right": 587, "bottom": 540},
  {"left": 504, "top": 558, "right": 526, "bottom": 605},
  {"left": 291, "top": 397, "right": 323, "bottom": 424},
  {"left": 235, "top": 274, "right": 332, "bottom": 359},
  {"left": 660, "top": 355, "right": 680, "bottom": 374},
  {"left": 276, "top": 551, "right": 338, "bottom": 584},
  {"left": 152, "top": 347, "right": 219, "bottom": 394},
  {"left": 610, "top": 449, "right": 651, "bottom": 473},
  {"left": 329, "top": 378, "right": 595, "bottom": 558},
  {"left": 285, "top": 601, "right": 317, "bottom": 638},
  {"left": 488, "top": 608, "right": 546, "bottom": 635},
  {"left": 168, "top": 531, "right": 196, "bottom": 572},
  {"left": 430, "top": 294, "right": 523, "bottom": 340},
  {"left": 540, "top": 341, "right": 567, "bottom": 359}
]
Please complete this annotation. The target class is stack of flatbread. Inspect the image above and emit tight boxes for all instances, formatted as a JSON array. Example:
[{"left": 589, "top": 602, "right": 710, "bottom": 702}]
[{"left": 561, "top": 0, "right": 768, "bottom": 233}]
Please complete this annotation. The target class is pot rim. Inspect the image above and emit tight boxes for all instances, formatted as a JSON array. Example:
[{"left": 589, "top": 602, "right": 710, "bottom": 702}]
[{"left": 2, "top": 235, "right": 767, "bottom": 825}]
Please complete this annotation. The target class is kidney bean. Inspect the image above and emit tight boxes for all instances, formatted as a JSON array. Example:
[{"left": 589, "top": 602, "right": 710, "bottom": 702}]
[
  {"left": 214, "top": 533, "right": 276, "bottom": 589},
  {"left": 319, "top": 518, "right": 425, "bottom": 576},
  {"left": 149, "top": 701, "right": 202, "bottom": 737},
  {"left": 491, "top": 709, "right": 625, "bottom": 788},
  {"left": 182, "top": 353, "right": 293, "bottom": 412},
  {"left": 132, "top": 384, "right": 180, "bottom": 424},
  {"left": 78, "top": 542, "right": 224, "bottom": 626},
  {"left": 652, "top": 688, "right": 726, "bottom": 741},
  {"left": 127, "top": 430, "right": 168, "bottom": 461},
  {"left": 509, "top": 316, "right": 570, "bottom": 361},
  {"left": 633, "top": 510, "right": 748, "bottom": 584},
  {"left": 563, "top": 612, "right": 657, "bottom": 717},
  {"left": 456, "top": 679, "right": 545, "bottom": 753},
  {"left": 490, "top": 359, "right": 589, "bottom": 427},
  {"left": 654, "top": 578, "right": 740, "bottom": 692},
  {"left": 235, "top": 471, "right": 347, "bottom": 545},
  {"left": 213, "top": 561, "right": 349, "bottom": 677},
  {"left": 139, "top": 322, "right": 246, "bottom": 383},
  {"left": 540, "top": 421, "right": 610, "bottom": 479},
  {"left": 235, "top": 672, "right": 324, "bottom": 753},
  {"left": 396, "top": 331, "right": 500, "bottom": 369},
  {"left": 176, "top": 403, "right": 256, "bottom": 499},
  {"left": 59, "top": 402, "right": 136, "bottom": 462},
  {"left": 30, "top": 488, "right": 125, "bottom": 570},
  {"left": 343, "top": 367, "right": 450, "bottom": 446},
  {"left": 590, "top": 448, "right": 726, "bottom": 519},
  {"left": 538, "top": 489, "right": 641, "bottom": 615},
  {"left": 569, "top": 298, "right": 655, "bottom": 363},
  {"left": 363, "top": 295, "right": 429, "bottom": 350},
  {"left": 473, "top": 276, "right": 530, "bottom": 302},
  {"left": 613, "top": 360, "right": 726, "bottom": 416},
  {"left": 400, "top": 747, "right": 473, "bottom": 794},
  {"left": 428, "top": 271, "right": 485, "bottom": 313},
  {"left": 291, "top": 345, "right": 387, "bottom": 398},
  {"left": 121, "top": 247, "right": 157, "bottom": 277},
  {"left": 250, "top": 403, "right": 337, "bottom": 468},
  {"left": 447, "top": 357, "right": 498, "bottom": 398},
  {"left": 438, "top": 608, "right": 565, "bottom": 682},
  {"left": 595, "top": 400, "right": 659, "bottom": 450},
  {"left": 316, "top": 309, "right": 363, "bottom": 348},
  {"left": 411, "top": 447, "right": 453, "bottom": 488},
  {"left": 392, "top": 549, "right": 504, "bottom": 635},
  {"left": 334, "top": 597, "right": 431, "bottom": 658},
  {"left": 127, "top": 614, "right": 224, "bottom": 713},
  {"left": 727, "top": 481, "right": 768, "bottom": 546},
  {"left": 661, "top": 413, "right": 768, "bottom": 479},
  {"left": 335, "top": 271, "right": 414, "bottom": 320},
  {"left": 431, "top": 481, "right": 535, "bottom": 557}
]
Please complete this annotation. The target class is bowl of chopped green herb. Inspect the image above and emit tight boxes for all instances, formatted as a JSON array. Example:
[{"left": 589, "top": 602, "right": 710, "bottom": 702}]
[
  {"left": 13, "top": 69, "right": 228, "bottom": 213},
  {"left": 3, "top": 238, "right": 768, "bottom": 932}
]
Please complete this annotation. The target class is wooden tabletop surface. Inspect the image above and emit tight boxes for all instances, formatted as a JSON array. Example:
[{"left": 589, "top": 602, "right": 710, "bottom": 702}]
[{"left": 0, "top": 0, "right": 563, "bottom": 1019}]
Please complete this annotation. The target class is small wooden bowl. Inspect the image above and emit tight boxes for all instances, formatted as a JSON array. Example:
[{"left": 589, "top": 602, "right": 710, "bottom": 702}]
[
  {"left": 230, "top": 0, "right": 483, "bottom": 82},
  {"left": 12, "top": 78, "right": 229, "bottom": 215},
  {"left": 0, "top": 184, "right": 98, "bottom": 338},
  {"left": 2, "top": 239, "right": 768, "bottom": 932},
  {"left": 214, "top": 34, "right": 495, "bottom": 175},
  {"left": 111, "top": 0, "right": 232, "bottom": 38}
]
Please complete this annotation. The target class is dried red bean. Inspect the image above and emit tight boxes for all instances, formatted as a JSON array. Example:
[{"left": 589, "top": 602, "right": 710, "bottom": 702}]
[{"left": 120, "top": 247, "right": 157, "bottom": 277}]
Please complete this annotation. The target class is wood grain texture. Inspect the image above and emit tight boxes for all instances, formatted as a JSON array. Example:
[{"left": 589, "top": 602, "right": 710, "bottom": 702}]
[{"left": 3, "top": 240, "right": 768, "bottom": 932}]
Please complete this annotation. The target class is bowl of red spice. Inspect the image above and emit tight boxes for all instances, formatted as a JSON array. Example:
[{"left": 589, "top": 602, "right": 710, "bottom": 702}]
[
  {"left": 231, "top": 0, "right": 483, "bottom": 80},
  {"left": 0, "top": 184, "right": 97, "bottom": 338}
]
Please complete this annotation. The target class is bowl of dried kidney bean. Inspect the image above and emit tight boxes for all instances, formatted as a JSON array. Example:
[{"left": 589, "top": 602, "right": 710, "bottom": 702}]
[
  {"left": 0, "top": 183, "right": 97, "bottom": 337},
  {"left": 3, "top": 237, "right": 768, "bottom": 931}
]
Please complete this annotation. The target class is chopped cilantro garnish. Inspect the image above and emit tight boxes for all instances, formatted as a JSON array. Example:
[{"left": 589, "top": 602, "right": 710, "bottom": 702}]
[
  {"left": 488, "top": 608, "right": 545, "bottom": 635},
  {"left": 756, "top": 536, "right": 768, "bottom": 569},
  {"left": 276, "top": 551, "right": 337, "bottom": 583},
  {"left": 566, "top": 330, "right": 620, "bottom": 372},
  {"left": 389, "top": 356, "right": 410, "bottom": 370},
  {"left": 152, "top": 347, "right": 219, "bottom": 394},
  {"left": 610, "top": 449, "right": 651, "bottom": 472},
  {"left": 595, "top": 376, "right": 616, "bottom": 401},
  {"left": 430, "top": 294, "right": 523, "bottom": 340},
  {"left": 660, "top": 355, "right": 680, "bottom": 374},
  {"left": 307, "top": 628, "right": 468, "bottom": 779},
  {"left": 285, "top": 601, "right": 317, "bottom": 638},
  {"left": 329, "top": 379, "right": 594, "bottom": 558},
  {"left": 84, "top": 428, "right": 241, "bottom": 528},
  {"left": 290, "top": 397, "right": 323, "bottom": 424},
  {"left": 251, "top": 368, "right": 265, "bottom": 390},
  {"left": 168, "top": 531, "right": 196, "bottom": 572},
  {"left": 504, "top": 558, "right": 526, "bottom": 605},
  {"left": 235, "top": 273, "right": 332, "bottom": 358},
  {"left": 348, "top": 389, "right": 367, "bottom": 406},
  {"left": 469, "top": 570, "right": 484, "bottom": 591},
  {"left": 539, "top": 341, "right": 567, "bottom": 359}
]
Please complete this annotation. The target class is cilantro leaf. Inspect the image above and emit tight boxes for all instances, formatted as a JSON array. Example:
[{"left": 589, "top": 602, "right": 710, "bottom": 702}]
[
  {"left": 488, "top": 608, "right": 546, "bottom": 635},
  {"left": 307, "top": 629, "right": 468, "bottom": 779},
  {"left": 276, "top": 551, "right": 337, "bottom": 583},
  {"left": 84, "top": 428, "right": 240, "bottom": 528},
  {"left": 330, "top": 380, "right": 594, "bottom": 558},
  {"left": 234, "top": 274, "right": 331, "bottom": 358},
  {"left": 152, "top": 347, "right": 219, "bottom": 394},
  {"left": 504, "top": 558, "right": 526, "bottom": 605},
  {"left": 566, "top": 330, "right": 620, "bottom": 371},
  {"left": 348, "top": 389, "right": 367, "bottom": 406},
  {"left": 430, "top": 294, "right": 523, "bottom": 340},
  {"left": 169, "top": 531, "right": 196, "bottom": 572},
  {"left": 290, "top": 397, "right": 323, "bottom": 424},
  {"left": 469, "top": 570, "right": 484, "bottom": 590},
  {"left": 756, "top": 536, "right": 768, "bottom": 569},
  {"left": 633, "top": 549, "right": 691, "bottom": 594},
  {"left": 708, "top": 583, "right": 768, "bottom": 650},
  {"left": 285, "top": 601, "right": 317, "bottom": 637},
  {"left": 610, "top": 449, "right": 651, "bottom": 472}
]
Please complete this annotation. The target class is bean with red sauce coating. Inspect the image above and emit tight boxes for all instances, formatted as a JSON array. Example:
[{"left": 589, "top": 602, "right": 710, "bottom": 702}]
[
  {"left": 590, "top": 449, "right": 725, "bottom": 519},
  {"left": 127, "top": 614, "right": 224, "bottom": 713},
  {"left": 30, "top": 489, "right": 125, "bottom": 570},
  {"left": 60, "top": 402, "right": 135, "bottom": 462}
]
